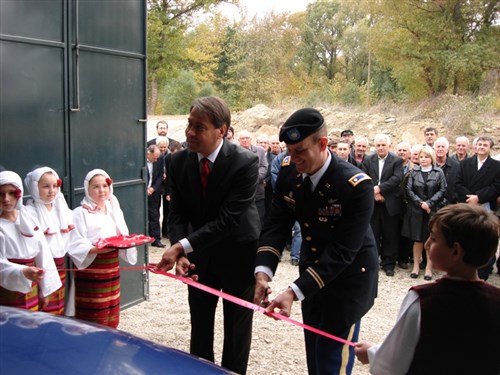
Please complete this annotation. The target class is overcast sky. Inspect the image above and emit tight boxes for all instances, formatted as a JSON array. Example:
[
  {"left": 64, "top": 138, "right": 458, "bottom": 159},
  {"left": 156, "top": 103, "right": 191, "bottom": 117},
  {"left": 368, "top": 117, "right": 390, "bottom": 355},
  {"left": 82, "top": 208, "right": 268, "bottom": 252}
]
[{"left": 218, "top": 0, "right": 313, "bottom": 19}]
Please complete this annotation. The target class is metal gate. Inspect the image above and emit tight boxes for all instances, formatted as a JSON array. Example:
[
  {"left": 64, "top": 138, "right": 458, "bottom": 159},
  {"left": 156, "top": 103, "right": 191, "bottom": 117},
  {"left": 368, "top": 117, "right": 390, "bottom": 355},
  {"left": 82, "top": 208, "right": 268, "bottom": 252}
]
[{"left": 0, "top": 0, "right": 148, "bottom": 308}]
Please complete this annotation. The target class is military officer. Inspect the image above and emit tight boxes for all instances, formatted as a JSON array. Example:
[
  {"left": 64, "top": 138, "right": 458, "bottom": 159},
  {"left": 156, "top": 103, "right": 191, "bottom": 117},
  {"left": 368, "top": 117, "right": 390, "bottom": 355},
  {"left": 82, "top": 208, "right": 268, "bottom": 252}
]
[{"left": 254, "top": 108, "right": 379, "bottom": 375}]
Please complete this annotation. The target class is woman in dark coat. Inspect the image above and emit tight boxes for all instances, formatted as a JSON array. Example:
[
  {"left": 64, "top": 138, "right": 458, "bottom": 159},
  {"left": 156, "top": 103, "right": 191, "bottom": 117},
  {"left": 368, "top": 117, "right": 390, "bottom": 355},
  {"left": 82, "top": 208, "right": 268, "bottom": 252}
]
[{"left": 403, "top": 146, "right": 447, "bottom": 280}]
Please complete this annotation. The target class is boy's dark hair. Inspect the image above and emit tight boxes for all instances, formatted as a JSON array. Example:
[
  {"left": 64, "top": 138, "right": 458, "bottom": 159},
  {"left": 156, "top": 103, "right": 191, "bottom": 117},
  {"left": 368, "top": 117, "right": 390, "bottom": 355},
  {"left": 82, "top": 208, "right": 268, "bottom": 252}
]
[{"left": 429, "top": 203, "right": 499, "bottom": 267}]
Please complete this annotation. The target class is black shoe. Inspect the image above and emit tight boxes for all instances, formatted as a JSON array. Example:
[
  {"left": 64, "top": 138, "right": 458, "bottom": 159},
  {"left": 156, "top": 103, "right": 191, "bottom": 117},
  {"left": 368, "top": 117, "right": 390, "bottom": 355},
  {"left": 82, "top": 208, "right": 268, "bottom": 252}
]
[
  {"left": 385, "top": 269, "right": 395, "bottom": 277},
  {"left": 291, "top": 259, "right": 299, "bottom": 266},
  {"left": 424, "top": 274, "right": 432, "bottom": 281},
  {"left": 152, "top": 241, "right": 166, "bottom": 248},
  {"left": 398, "top": 262, "right": 409, "bottom": 270},
  {"left": 410, "top": 272, "right": 419, "bottom": 279}
]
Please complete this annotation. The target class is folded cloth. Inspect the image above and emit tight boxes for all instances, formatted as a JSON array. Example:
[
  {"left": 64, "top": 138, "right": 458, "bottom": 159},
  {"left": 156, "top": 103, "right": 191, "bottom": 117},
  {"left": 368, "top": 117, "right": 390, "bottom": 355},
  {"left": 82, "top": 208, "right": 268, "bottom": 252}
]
[{"left": 95, "top": 234, "right": 155, "bottom": 250}]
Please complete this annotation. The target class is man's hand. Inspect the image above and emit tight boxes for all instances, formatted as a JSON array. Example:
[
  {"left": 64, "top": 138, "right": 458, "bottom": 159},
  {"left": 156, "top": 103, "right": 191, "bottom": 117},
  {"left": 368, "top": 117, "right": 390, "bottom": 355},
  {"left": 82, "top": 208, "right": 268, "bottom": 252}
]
[
  {"left": 253, "top": 272, "right": 271, "bottom": 306},
  {"left": 175, "top": 257, "right": 198, "bottom": 281},
  {"left": 466, "top": 194, "right": 479, "bottom": 205},
  {"left": 156, "top": 242, "right": 185, "bottom": 272},
  {"left": 265, "top": 287, "right": 296, "bottom": 318}
]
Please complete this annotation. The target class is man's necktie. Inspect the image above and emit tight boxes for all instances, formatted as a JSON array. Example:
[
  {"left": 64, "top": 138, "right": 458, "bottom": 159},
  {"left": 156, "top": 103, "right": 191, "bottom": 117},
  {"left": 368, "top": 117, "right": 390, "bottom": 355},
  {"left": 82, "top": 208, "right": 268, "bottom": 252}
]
[
  {"left": 200, "top": 158, "right": 210, "bottom": 194},
  {"left": 303, "top": 176, "right": 314, "bottom": 197}
]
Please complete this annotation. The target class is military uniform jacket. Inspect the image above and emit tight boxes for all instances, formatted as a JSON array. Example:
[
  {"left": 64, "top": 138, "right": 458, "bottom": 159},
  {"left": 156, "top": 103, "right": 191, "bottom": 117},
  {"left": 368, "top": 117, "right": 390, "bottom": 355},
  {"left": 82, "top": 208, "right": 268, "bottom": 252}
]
[{"left": 257, "top": 155, "right": 379, "bottom": 330}]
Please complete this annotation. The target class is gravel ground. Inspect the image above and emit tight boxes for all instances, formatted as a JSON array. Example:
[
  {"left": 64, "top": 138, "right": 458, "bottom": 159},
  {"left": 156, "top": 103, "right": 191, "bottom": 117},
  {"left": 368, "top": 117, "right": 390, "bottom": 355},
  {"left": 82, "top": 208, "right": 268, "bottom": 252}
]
[{"left": 119, "top": 242, "right": 500, "bottom": 374}]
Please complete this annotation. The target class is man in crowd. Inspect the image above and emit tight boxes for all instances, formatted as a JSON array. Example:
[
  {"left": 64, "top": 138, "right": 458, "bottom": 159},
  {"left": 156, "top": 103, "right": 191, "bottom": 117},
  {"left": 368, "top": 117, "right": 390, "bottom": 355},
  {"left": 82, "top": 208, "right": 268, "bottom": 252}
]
[
  {"left": 337, "top": 141, "right": 364, "bottom": 170},
  {"left": 455, "top": 135, "right": 500, "bottom": 280},
  {"left": 341, "top": 129, "right": 355, "bottom": 153},
  {"left": 434, "top": 137, "right": 460, "bottom": 205},
  {"left": 328, "top": 138, "right": 339, "bottom": 154},
  {"left": 363, "top": 133, "right": 403, "bottom": 277},
  {"left": 255, "top": 108, "right": 378, "bottom": 375},
  {"left": 147, "top": 120, "right": 176, "bottom": 147},
  {"left": 146, "top": 144, "right": 165, "bottom": 248},
  {"left": 396, "top": 141, "right": 413, "bottom": 269},
  {"left": 452, "top": 136, "right": 470, "bottom": 161},
  {"left": 423, "top": 127, "right": 438, "bottom": 147},
  {"left": 156, "top": 96, "right": 260, "bottom": 374},
  {"left": 353, "top": 136, "right": 369, "bottom": 163},
  {"left": 155, "top": 136, "right": 171, "bottom": 239},
  {"left": 238, "top": 130, "right": 268, "bottom": 224},
  {"left": 264, "top": 134, "right": 281, "bottom": 218}
]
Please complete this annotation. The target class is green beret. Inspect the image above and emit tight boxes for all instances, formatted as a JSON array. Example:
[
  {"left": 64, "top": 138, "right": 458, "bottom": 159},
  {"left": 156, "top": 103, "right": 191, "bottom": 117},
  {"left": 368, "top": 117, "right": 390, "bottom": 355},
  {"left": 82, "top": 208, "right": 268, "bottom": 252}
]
[{"left": 279, "top": 108, "right": 325, "bottom": 144}]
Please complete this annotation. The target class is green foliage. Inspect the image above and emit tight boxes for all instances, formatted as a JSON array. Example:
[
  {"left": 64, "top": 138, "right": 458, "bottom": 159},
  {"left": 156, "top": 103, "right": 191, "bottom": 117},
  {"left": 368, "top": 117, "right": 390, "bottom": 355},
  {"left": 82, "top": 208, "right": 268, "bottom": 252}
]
[
  {"left": 340, "top": 80, "right": 362, "bottom": 105},
  {"left": 147, "top": 0, "right": 499, "bottom": 113},
  {"left": 370, "top": 0, "right": 500, "bottom": 98},
  {"left": 198, "top": 82, "right": 215, "bottom": 97},
  {"left": 160, "top": 70, "right": 198, "bottom": 114}
]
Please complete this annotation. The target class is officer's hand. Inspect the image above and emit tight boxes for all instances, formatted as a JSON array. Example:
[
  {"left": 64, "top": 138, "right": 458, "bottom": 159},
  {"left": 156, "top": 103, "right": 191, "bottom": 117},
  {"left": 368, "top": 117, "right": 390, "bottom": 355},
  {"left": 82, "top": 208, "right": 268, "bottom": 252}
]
[{"left": 265, "top": 287, "right": 295, "bottom": 318}]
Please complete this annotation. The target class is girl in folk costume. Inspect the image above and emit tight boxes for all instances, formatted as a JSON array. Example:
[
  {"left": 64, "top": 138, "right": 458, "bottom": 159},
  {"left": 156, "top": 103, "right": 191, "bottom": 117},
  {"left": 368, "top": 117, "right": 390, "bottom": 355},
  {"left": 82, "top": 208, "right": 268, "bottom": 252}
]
[
  {"left": 68, "top": 169, "right": 137, "bottom": 328},
  {"left": 0, "top": 171, "right": 61, "bottom": 310},
  {"left": 24, "top": 167, "right": 75, "bottom": 315}
]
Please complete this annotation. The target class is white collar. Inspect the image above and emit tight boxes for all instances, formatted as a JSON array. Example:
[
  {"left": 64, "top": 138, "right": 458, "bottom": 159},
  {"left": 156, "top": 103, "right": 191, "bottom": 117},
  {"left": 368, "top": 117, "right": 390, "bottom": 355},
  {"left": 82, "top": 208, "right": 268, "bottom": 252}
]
[
  {"left": 198, "top": 139, "right": 224, "bottom": 164},
  {"left": 302, "top": 151, "right": 332, "bottom": 188}
]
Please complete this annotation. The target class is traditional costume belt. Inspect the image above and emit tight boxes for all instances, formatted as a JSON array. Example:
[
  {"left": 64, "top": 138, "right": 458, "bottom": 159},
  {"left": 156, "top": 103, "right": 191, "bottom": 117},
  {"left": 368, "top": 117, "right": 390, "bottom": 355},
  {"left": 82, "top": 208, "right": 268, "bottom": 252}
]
[{"left": 7, "top": 258, "right": 35, "bottom": 267}]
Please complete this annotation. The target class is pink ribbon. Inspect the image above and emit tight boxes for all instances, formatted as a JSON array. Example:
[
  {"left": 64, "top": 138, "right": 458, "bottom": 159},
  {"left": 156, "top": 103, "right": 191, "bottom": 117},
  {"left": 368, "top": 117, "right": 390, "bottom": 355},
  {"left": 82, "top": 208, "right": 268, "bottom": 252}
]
[
  {"left": 147, "top": 264, "right": 356, "bottom": 347},
  {"left": 51, "top": 263, "right": 355, "bottom": 346}
]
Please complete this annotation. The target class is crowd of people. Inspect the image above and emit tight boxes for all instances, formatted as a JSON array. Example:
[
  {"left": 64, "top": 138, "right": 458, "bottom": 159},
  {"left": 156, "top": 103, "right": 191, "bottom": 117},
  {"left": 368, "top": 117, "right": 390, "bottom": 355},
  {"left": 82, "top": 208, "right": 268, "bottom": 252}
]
[
  {"left": 2, "top": 97, "right": 500, "bottom": 374},
  {"left": 149, "top": 100, "right": 499, "bottom": 374}
]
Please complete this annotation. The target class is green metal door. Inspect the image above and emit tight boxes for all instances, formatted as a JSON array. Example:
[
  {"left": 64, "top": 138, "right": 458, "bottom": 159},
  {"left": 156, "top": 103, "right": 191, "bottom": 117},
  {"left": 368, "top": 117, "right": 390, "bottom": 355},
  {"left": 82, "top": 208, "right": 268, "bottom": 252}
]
[{"left": 0, "top": 0, "right": 148, "bottom": 308}]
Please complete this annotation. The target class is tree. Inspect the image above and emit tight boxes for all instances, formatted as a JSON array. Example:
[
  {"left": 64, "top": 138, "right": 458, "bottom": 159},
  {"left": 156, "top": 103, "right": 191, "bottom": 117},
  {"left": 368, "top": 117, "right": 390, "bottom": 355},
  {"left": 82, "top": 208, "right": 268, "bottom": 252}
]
[
  {"left": 301, "top": 0, "right": 361, "bottom": 83},
  {"left": 370, "top": 0, "right": 500, "bottom": 98},
  {"left": 147, "top": 0, "right": 236, "bottom": 114}
]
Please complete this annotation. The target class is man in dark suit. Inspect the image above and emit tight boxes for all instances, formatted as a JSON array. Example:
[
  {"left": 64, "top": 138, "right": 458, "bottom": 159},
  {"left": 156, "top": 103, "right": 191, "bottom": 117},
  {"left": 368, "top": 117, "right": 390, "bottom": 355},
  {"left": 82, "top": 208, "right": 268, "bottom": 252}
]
[
  {"left": 156, "top": 96, "right": 260, "bottom": 374},
  {"left": 455, "top": 135, "right": 500, "bottom": 280},
  {"left": 434, "top": 136, "right": 460, "bottom": 205},
  {"left": 146, "top": 144, "right": 165, "bottom": 248},
  {"left": 363, "top": 133, "right": 403, "bottom": 276},
  {"left": 254, "top": 108, "right": 378, "bottom": 375}
]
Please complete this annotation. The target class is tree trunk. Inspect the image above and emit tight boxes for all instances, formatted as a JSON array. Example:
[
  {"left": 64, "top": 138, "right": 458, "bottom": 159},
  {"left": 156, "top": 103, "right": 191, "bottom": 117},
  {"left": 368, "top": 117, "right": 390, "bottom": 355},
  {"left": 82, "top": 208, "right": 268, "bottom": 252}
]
[{"left": 149, "top": 78, "right": 158, "bottom": 115}]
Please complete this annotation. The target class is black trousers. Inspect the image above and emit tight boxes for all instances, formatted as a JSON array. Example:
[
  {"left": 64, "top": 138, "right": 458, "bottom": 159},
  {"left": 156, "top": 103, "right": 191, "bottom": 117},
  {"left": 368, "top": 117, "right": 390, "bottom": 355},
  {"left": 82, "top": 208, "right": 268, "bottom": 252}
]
[
  {"left": 147, "top": 192, "right": 161, "bottom": 242},
  {"left": 371, "top": 204, "right": 400, "bottom": 270},
  {"left": 161, "top": 194, "right": 170, "bottom": 237},
  {"left": 187, "top": 241, "right": 256, "bottom": 374}
]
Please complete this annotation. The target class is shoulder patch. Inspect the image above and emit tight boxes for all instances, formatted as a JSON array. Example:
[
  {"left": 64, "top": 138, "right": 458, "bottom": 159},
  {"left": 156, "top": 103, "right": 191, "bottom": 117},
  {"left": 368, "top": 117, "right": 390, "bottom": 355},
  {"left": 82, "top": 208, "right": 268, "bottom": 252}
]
[
  {"left": 281, "top": 156, "right": 291, "bottom": 167},
  {"left": 349, "top": 173, "right": 371, "bottom": 187}
]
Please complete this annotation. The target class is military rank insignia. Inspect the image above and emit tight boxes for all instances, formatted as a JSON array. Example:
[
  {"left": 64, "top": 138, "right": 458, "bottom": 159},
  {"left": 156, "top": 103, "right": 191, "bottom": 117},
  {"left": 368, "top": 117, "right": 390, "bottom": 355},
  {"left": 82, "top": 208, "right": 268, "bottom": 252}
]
[
  {"left": 349, "top": 173, "right": 371, "bottom": 187},
  {"left": 282, "top": 156, "right": 291, "bottom": 166}
]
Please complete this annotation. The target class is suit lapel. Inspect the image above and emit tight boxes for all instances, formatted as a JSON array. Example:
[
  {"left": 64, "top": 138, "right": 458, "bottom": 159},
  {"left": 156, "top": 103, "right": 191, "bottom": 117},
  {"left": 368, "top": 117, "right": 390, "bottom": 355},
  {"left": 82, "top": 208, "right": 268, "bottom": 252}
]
[
  {"left": 471, "top": 156, "right": 491, "bottom": 189},
  {"left": 186, "top": 151, "right": 202, "bottom": 211}
]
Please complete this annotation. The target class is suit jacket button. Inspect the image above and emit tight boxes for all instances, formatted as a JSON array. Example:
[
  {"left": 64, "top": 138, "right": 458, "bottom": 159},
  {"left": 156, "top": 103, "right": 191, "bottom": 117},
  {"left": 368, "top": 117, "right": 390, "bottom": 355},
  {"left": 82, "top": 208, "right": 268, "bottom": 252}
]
[
  {"left": 304, "top": 222, "right": 310, "bottom": 227},
  {"left": 305, "top": 236, "right": 312, "bottom": 241},
  {"left": 311, "top": 247, "right": 317, "bottom": 252},
  {"left": 361, "top": 267, "right": 366, "bottom": 272}
]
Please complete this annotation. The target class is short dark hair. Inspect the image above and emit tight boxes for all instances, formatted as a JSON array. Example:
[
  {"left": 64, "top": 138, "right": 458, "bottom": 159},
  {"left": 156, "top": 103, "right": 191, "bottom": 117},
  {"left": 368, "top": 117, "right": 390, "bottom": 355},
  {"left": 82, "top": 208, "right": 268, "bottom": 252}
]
[
  {"left": 168, "top": 140, "right": 182, "bottom": 152},
  {"left": 477, "top": 135, "right": 495, "bottom": 148},
  {"left": 429, "top": 203, "right": 499, "bottom": 267},
  {"left": 190, "top": 96, "right": 231, "bottom": 130},
  {"left": 424, "top": 127, "right": 437, "bottom": 135},
  {"left": 147, "top": 144, "right": 159, "bottom": 154}
]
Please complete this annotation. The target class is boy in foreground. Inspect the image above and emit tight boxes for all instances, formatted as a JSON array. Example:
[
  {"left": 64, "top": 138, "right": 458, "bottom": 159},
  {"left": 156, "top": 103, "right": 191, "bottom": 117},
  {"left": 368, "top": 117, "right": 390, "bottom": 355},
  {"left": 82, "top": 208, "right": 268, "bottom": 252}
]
[{"left": 355, "top": 203, "right": 500, "bottom": 375}]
